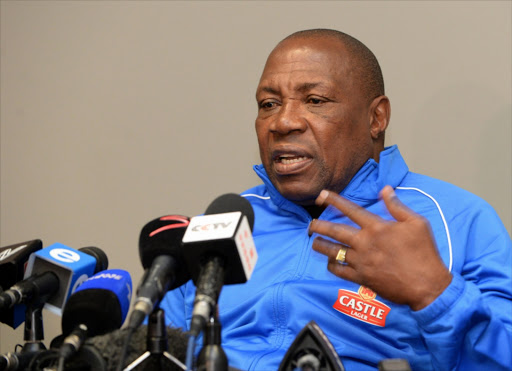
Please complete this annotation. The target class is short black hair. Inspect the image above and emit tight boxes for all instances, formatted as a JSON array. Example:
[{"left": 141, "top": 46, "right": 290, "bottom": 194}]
[{"left": 283, "top": 29, "right": 385, "bottom": 103}]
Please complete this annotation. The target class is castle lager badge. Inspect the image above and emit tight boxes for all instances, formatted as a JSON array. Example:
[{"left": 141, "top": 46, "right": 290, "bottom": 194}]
[{"left": 332, "top": 286, "right": 391, "bottom": 327}]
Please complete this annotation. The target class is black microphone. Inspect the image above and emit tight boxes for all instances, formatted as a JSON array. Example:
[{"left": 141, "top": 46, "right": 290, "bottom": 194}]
[
  {"left": 0, "top": 271, "right": 58, "bottom": 310},
  {"left": 127, "top": 215, "right": 191, "bottom": 330},
  {"left": 0, "top": 240, "right": 43, "bottom": 291},
  {"left": 58, "top": 269, "right": 132, "bottom": 364},
  {"left": 182, "top": 193, "right": 258, "bottom": 337},
  {"left": 0, "top": 240, "right": 43, "bottom": 329},
  {"left": 0, "top": 244, "right": 108, "bottom": 314},
  {"left": 0, "top": 350, "right": 47, "bottom": 371}
]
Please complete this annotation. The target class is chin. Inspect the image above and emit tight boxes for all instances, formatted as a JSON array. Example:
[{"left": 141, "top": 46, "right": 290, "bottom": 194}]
[
  {"left": 277, "top": 186, "right": 319, "bottom": 206},
  {"left": 268, "top": 171, "right": 322, "bottom": 205}
]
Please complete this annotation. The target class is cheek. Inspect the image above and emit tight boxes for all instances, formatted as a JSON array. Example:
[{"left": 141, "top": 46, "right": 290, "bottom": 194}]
[
  {"left": 255, "top": 120, "right": 264, "bottom": 141},
  {"left": 318, "top": 124, "right": 367, "bottom": 170},
  {"left": 255, "top": 122, "right": 269, "bottom": 161},
  {"left": 255, "top": 118, "right": 268, "bottom": 137}
]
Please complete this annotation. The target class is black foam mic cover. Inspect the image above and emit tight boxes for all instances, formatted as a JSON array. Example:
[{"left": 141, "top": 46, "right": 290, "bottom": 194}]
[
  {"left": 138, "top": 215, "right": 190, "bottom": 289},
  {"left": 61, "top": 289, "right": 123, "bottom": 337},
  {"left": 79, "top": 246, "right": 109, "bottom": 274},
  {"left": 85, "top": 326, "right": 188, "bottom": 371},
  {"left": 205, "top": 193, "right": 255, "bottom": 230}
]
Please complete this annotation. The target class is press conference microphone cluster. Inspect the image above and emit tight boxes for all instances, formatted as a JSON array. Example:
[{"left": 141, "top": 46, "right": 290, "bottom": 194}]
[
  {"left": 182, "top": 193, "right": 257, "bottom": 338},
  {"left": 0, "top": 241, "right": 109, "bottom": 370},
  {"left": 119, "top": 194, "right": 257, "bottom": 371},
  {"left": 0, "top": 269, "right": 133, "bottom": 371},
  {"left": 0, "top": 244, "right": 108, "bottom": 314}
]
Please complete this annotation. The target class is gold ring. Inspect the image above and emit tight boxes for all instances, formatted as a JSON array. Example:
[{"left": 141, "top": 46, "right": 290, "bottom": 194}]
[{"left": 336, "top": 247, "right": 348, "bottom": 264}]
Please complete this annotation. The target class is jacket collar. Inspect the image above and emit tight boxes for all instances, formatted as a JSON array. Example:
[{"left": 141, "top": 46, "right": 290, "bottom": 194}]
[{"left": 253, "top": 145, "right": 409, "bottom": 212}]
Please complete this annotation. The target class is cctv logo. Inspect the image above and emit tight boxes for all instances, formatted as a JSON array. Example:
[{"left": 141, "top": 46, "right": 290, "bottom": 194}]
[
  {"left": 191, "top": 222, "right": 233, "bottom": 231},
  {"left": 50, "top": 248, "right": 81, "bottom": 263},
  {"left": 183, "top": 212, "right": 241, "bottom": 243}
]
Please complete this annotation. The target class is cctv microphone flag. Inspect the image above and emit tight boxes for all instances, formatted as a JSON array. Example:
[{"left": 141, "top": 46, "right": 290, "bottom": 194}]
[
  {"left": 23, "top": 243, "right": 97, "bottom": 316},
  {"left": 182, "top": 210, "right": 258, "bottom": 284}
]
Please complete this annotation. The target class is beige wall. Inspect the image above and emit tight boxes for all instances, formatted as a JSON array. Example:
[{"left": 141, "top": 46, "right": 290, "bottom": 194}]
[{"left": 1, "top": 1, "right": 510, "bottom": 353}]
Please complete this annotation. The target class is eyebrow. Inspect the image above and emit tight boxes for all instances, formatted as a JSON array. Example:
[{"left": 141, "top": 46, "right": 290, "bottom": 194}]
[
  {"left": 257, "top": 86, "right": 279, "bottom": 96},
  {"left": 256, "top": 82, "right": 327, "bottom": 99},
  {"left": 296, "top": 82, "right": 324, "bottom": 93}
]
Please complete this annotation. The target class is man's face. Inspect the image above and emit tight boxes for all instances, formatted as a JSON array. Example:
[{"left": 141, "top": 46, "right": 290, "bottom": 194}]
[{"left": 255, "top": 37, "right": 376, "bottom": 205}]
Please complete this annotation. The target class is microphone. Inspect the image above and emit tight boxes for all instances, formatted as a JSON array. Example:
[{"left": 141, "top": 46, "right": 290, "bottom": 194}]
[
  {"left": 0, "top": 243, "right": 108, "bottom": 315},
  {"left": 182, "top": 193, "right": 258, "bottom": 337},
  {"left": 0, "top": 239, "right": 43, "bottom": 329},
  {"left": 0, "top": 350, "right": 46, "bottom": 371},
  {"left": 58, "top": 269, "right": 132, "bottom": 363},
  {"left": 127, "top": 215, "right": 190, "bottom": 330},
  {"left": 0, "top": 240, "right": 43, "bottom": 290},
  {"left": 0, "top": 326, "right": 189, "bottom": 371}
]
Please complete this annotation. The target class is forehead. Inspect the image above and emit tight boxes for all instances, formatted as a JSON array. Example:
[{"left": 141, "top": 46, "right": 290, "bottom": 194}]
[{"left": 257, "top": 37, "right": 353, "bottom": 94}]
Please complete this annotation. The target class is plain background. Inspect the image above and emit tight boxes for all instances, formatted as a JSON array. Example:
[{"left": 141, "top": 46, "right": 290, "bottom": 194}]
[{"left": 1, "top": 0, "right": 510, "bottom": 354}]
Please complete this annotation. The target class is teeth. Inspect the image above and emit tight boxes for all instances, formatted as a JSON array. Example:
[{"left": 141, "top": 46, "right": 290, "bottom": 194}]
[{"left": 280, "top": 156, "right": 306, "bottom": 164}]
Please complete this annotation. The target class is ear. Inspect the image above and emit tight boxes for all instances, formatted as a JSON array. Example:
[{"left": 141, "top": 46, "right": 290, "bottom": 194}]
[{"left": 369, "top": 95, "right": 391, "bottom": 141}]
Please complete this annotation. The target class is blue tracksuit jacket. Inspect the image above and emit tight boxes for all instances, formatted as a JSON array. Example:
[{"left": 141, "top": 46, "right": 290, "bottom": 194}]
[{"left": 161, "top": 145, "right": 512, "bottom": 371}]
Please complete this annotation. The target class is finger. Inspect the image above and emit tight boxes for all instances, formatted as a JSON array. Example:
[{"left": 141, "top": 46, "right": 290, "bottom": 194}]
[
  {"left": 308, "top": 219, "right": 359, "bottom": 246},
  {"left": 327, "top": 260, "right": 359, "bottom": 283},
  {"left": 311, "top": 236, "right": 347, "bottom": 261},
  {"left": 380, "top": 185, "right": 417, "bottom": 222},
  {"left": 316, "top": 190, "right": 382, "bottom": 227}
]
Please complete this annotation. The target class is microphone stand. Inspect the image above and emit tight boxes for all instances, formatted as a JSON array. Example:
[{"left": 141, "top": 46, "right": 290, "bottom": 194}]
[
  {"left": 0, "top": 299, "right": 50, "bottom": 371},
  {"left": 125, "top": 308, "right": 186, "bottom": 371},
  {"left": 196, "top": 312, "right": 228, "bottom": 371},
  {"left": 22, "top": 299, "right": 47, "bottom": 353}
]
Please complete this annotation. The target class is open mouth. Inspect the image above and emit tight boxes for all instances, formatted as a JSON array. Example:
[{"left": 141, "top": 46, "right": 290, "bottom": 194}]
[
  {"left": 273, "top": 153, "right": 312, "bottom": 175},
  {"left": 276, "top": 155, "right": 309, "bottom": 165}
]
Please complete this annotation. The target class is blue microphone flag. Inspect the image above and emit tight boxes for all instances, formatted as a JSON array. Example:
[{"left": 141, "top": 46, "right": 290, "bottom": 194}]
[
  {"left": 24, "top": 243, "right": 98, "bottom": 315},
  {"left": 74, "top": 269, "right": 132, "bottom": 322}
]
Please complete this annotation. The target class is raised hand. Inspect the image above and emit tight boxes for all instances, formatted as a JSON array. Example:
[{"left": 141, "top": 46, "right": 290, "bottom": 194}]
[{"left": 309, "top": 185, "right": 452, "bottom": 311}]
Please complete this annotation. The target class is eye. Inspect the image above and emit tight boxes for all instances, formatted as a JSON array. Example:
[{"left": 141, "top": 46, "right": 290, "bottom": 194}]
[
  {"left": 307, "top": 97, "right": 325, "bottom": 105},
  {"left": 259, "top": 100, "right": 278, "bottom": 110}
]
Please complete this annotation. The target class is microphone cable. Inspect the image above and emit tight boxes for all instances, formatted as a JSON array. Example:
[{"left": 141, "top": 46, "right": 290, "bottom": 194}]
[
  {"left": 56, "top": 324, "right": 88, "bottom": 371},
  {"left": 115, "top": 326, "right": 136, "bottom": 371},
  {"left": 185, "top": 334, "right": 197, "bottom": 371},
  {"left": 26, "top": 349, "right": 59, "bottom": 371}
]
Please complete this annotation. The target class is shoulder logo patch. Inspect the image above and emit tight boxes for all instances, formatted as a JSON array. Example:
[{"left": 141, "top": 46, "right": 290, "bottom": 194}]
[{"left": 332, "top": 286, "right": 390, "bottom": 327}]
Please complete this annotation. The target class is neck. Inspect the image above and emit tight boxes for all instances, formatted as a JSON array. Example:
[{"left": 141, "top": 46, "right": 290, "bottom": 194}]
[{"left": 303, "top": 205, "right": 325, "bottom": 219}]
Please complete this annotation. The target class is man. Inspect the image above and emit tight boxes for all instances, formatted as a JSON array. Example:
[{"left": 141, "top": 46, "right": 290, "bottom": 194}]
[{"left": 162, "top": 29, "right": 512, "bottom": 370}]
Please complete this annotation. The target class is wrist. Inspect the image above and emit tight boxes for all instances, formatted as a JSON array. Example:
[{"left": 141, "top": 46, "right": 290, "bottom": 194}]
[{"left": 410, "top": 271, "right": 453, "bottom": 311}]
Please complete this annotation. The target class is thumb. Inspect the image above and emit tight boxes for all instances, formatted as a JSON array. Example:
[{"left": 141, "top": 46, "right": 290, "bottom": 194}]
[{"left": 380, "top": 185, "right": 417, "bottom": 222}]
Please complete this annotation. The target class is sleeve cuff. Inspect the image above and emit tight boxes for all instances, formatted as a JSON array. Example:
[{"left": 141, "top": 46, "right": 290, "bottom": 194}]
[{"left": 411, "top": 273, "right": 466, "bottom": 326}]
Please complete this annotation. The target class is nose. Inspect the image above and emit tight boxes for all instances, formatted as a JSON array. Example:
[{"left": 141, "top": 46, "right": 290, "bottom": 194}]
[{"left": 270, "top": 100, "right": 307, "bottom": 135}]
